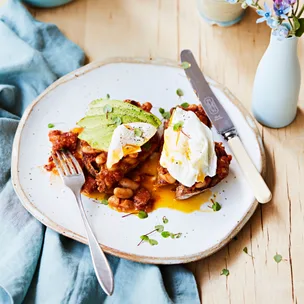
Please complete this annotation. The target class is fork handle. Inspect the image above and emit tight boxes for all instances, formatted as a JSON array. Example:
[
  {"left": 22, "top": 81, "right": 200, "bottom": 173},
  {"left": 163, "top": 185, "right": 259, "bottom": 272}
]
[{"left": 73, "top": 191, "right": 114, "bottom": 295}]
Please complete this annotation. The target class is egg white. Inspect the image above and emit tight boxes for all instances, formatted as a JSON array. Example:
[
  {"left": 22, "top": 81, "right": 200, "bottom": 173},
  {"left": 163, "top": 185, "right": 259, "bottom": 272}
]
[
  {"left": 106, "top": 122, "right": 157, "bottom": 169},
  {"left": 160, "top": 107, "right": 217, "bottom": 187}
]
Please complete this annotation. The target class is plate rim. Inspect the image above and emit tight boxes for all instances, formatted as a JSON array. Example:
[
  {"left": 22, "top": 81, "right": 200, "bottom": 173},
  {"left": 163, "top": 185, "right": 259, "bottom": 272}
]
[{"left": 11, "top": 57, "right": 264, "bottom": 264}]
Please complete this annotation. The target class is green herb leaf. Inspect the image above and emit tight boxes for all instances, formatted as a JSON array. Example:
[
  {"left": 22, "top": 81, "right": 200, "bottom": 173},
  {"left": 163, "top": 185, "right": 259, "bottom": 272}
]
[
  {"left": 142, "top": 142, "right": 152, "bottom": 151},
  {"left": 221, "top": 269, "right": 230, "bottom": 276},
  {"left": 134, "top": 128, "right": 143, "bottom": 137},
  {"left": 294, "top": 16, "right": 301, "bottom": 31},
  {"left": 138, "top": 211, "right": 148, "bottom": 219},
  {"left": 243, "top": 247, "right": 248, "bottom": 254},
  {"left": 155, "top": 225, "right": 164, "bottom": 232},
  {"left": 159, "top": 108, "right": 171, "bottom": 120},
  {"left": 181, "top": 61, "right": 191, "bottom": 69},
  {"left": 149, "top": 239, "right": 158, "bottom": 246},
  {"left": 274, "top": 253, "right": 282, "bottom": 263},
  {"left": 181, "top": 102, "right": 189, "bottom": 108},
  {"left": 140, "top": 235, "right": 149, "bottom": 241},
  {"left": 173, "top": 121, "right": 184, "bottom": 132},
  {"left": 48, "top": 123, "right": 54, "bottom": 128},
  {"left": 106, "top": 93, "right": 110, "bottom": 99},
  {"left": 175, "top": 232, "right": 182, "bottom": 238},
  {"left": 162, "top": 112, "right": 171, "bottom": 120},
  {"left": 103, "top": 104, "right": 113, "bottom": 114},
  {"left": 176, "top": 88, "right": 184, "bottom": 97},
  {"left": 170, "top": 233, "right": 175, "bottom": 239},
  {"left": 162, "top": 216, "right": 169, "bottom": 224},
  {"left": 296, "top": 18, "right": 304, "bottom": 37},
  {"left": 161, "top": 231, "right": 171, "bottom": 238},
  {"left": 112, "top": 117, "right": 122, "bottom": 126},
  {"left": 212, "top": 202, "right": 221, "bottom": 212},
  {"left": 100, "top": 199, "right": 108, "bottom": 205}
]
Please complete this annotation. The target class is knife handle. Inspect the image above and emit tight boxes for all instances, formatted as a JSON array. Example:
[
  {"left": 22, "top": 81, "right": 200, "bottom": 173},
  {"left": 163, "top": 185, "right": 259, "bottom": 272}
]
[{"left": 228, "top": 136, "right": 272, "bottom": 204}]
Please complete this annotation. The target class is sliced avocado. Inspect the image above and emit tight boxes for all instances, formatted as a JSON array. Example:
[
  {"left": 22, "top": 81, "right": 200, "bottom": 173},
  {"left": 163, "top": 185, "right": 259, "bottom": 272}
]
[
  {"left": 86, "top": 99, "right": 161, "bottom": 128},
  {"left": 77, "top": 114, "right": 140, "bottom": 129},
  {"left": 78, "top": 98, "right": 161, "bottom": 151},
  {"left": 78, "top": 125, "right": 116, "bottom": 151}
]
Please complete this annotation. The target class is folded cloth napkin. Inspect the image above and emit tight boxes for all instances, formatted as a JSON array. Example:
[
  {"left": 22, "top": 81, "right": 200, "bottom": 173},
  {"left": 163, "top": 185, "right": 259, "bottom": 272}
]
[{"left": 0, "top": 1, "right": 200, "bottom": 303}]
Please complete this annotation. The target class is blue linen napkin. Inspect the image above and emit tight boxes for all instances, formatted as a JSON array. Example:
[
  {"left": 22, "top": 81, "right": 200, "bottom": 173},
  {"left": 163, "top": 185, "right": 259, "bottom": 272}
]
[{"left": 0, "top": 1, "right": 200, "bottom": 303}]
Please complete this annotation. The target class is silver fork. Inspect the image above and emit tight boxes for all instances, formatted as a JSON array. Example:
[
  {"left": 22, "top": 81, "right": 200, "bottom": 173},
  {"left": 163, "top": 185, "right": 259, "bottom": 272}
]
[{"left": 52, "top": 150, "right": 114, "bottom": 296}]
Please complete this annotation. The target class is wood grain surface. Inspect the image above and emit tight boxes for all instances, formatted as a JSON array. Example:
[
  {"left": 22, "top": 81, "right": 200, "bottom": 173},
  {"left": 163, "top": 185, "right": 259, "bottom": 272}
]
[{"left": 5, "top": 0, "right": 304, "bottom": 303}]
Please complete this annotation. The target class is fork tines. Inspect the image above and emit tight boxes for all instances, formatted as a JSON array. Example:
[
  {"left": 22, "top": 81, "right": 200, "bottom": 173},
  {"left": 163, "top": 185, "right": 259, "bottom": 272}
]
[{"left": 52, "top": 150, "right": 83, "bottom": 177}]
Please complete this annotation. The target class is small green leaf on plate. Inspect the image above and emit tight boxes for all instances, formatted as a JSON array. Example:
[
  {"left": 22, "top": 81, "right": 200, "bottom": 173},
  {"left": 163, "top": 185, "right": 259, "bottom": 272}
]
[
  {"left": 159, "top": 108, "right": 165, "bottom": 114},
  {"left": 106, "top": 93, "right": 110, "bottom": 99},
  {"left": 176, "top": 88, "right": 184, "bottom": 97},
  {"left": 112, "top": 117, "right": 122, "bottom": 126},
  {"left": 220, "top": 269, "right": 230, "bottom": 276},
  {"left": 134, "top": 128, "right": 143, "bottom": 137},
  {"left": 149, "top": 239, "right": 158, "bottom": 246},
  {"left": 103, "top": 104, "right": 113, "bottom": 114},
  {"left": 138, "top": 211, "right": 148, "bottom": 219},
  {"left": 181, "top": 102, "right": 189, "bottom": 108},
  {"left": 155, "top": 225, "right": 164, "bottom": 232},
  {"left": 161, "top": 231, "right": 171, "bottom": 238},
  {"left": 212, "top": 202, "right": 221, "bottom": 212},
  {"left": 274, "top": 253, "right": 282, "bottom": 263},
  {"left": 140, "top": 235, "right": 149, "bottom": 242},
  {"left": 100, "top": 199, "right": 108, "bottom": 205},
  {"left": 162, "top": 216, "right": 169, "bottom": 224},
  {"left": 243, "top": 247, "right": 248, "bottom": 254},
  {"left": 173, "top": 121, "right": 184, "bottom": 132},
  {"left": 175, "top": 232, "right": 182, "bottom": 238},
  {"left": 181, "top": 61, "right": 191, "bottom": 69},
  {"left": 48, "top": 123, "right": 54, "bottom": 128}
]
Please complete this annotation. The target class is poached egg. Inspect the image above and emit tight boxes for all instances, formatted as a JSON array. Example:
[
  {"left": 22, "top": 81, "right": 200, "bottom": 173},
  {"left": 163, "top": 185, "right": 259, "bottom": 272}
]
[
  {"left": 106, "top": 122, "right": 157, "bottom": 169},
  {"left": 160, "top": 107, "right": 217, "bottom": 187}
]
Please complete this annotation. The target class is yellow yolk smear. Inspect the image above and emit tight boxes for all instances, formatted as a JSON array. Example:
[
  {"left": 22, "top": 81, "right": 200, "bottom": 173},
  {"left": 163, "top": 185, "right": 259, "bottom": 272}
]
[
  {"left": 139, "top": 152, "right": 214, "bottom": 213},
  {"left": 83, "top": 152, "right": 215, "bottom": 213}
]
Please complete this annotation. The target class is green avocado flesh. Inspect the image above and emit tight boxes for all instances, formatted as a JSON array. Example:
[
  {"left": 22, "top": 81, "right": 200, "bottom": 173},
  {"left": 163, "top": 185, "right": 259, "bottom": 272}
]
[{"left": 77, "top": 99, "right": 161, "bottom": 151}]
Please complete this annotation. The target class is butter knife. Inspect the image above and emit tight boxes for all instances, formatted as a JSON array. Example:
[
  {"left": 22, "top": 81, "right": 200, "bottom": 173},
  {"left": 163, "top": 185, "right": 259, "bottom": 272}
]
[{"left": 181, "top": 49, "right": 272, "bottom": 204}]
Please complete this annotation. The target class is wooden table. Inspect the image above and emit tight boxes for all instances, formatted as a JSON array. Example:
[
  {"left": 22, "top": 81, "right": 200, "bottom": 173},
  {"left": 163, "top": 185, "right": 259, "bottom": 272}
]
[{"left": 7, "top": 0, "right": 304, "bottom": 303}]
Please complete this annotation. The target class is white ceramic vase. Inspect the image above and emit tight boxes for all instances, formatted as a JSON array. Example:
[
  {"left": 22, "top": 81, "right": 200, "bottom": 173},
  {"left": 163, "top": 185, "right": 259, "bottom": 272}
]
[{"left": 252, "top": 34, "right": 301, "bottom": 128}]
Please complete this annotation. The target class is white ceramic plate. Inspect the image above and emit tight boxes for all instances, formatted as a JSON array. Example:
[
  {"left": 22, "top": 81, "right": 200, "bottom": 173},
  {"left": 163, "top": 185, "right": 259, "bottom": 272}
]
[{"left": 12, "top": 58, "right": 264, "bottom": 264}]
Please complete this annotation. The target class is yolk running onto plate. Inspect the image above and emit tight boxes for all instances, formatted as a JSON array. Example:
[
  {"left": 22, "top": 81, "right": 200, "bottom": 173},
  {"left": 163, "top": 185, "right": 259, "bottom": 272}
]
[
  {"left": 84, "top": 152, "right": 213, "bottom": 213},
  {"left": 139, "top": 152, "right": 213, "bottom": 213}
]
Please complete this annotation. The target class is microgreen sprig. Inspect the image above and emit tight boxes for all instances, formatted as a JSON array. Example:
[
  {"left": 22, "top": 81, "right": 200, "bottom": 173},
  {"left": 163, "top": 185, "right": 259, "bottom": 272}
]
[
  {"left": 159, "top": 108, "right": 171, "bottom": 120},
  {"left": 221, "top": 268, "right": 230, "bottom": 276},
  {"left": 137, "top": 218, "right": 182, "bottom": 246},
  {"left": 176, "top": 88, "right": 184, "bottom": 97},
  {"left": 243, "top": 246, "right": 254, "bottom": 258}
]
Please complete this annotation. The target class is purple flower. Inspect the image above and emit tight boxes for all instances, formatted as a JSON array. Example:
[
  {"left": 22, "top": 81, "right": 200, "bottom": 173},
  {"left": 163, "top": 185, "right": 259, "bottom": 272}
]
[
  {"left": 273, "top": 2, "right": 291, "bottom": 19},
  {"left": 272, "top": 24, "right": 289, "bottom": 40},
  {"left": 256, "top": 3, "right": 273, "bottom": 24},
  {"left": 286, "top": 0, "right": 296, "bottom": 5}
]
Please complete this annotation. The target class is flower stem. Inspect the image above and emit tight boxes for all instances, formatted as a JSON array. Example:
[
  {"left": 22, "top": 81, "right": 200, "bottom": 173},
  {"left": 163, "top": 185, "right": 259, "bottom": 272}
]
[
  {"left": 294, "top": 0, "right": 300, "bottom": 16},
  {"left": 297, "top": 4, "right": 304, "bottom": 18}
]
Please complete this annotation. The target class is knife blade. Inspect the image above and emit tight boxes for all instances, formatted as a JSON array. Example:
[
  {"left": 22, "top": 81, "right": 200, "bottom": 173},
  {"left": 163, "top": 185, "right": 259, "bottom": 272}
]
[{"left": 181, "top": 49, "right": 272, "bottom": 204}]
